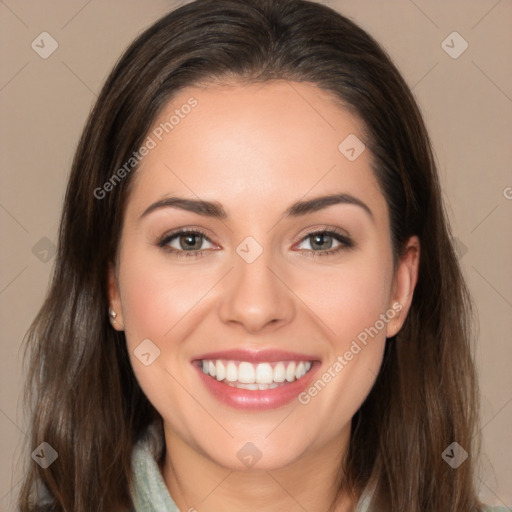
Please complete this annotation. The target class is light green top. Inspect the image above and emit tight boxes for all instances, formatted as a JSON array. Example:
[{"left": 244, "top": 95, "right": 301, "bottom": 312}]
[{"left": 130, "top": 422, "right": 510, "bottom": 512}]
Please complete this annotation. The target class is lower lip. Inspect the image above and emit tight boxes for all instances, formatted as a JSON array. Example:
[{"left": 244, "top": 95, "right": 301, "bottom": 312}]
[{"left": 193, "top": 362, "right": 319, "bottom": 411}]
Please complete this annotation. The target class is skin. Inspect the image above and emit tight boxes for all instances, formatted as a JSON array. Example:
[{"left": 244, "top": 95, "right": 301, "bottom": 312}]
[{"left": 108, "top": 80, "right": 420, "bottom": 512}]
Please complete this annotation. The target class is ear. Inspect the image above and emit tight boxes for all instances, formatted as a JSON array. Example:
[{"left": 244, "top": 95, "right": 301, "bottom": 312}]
[
  {"left": 386, "top": 235, "right": 420, "bottom": 338},
  {"left": 107, "top": 262, "right": 125, "bottom": 331}
]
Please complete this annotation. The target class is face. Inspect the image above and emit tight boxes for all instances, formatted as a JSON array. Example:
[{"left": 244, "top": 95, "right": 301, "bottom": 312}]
[{"left": 108, "top": 80, "right": 419, "bottom": 471}]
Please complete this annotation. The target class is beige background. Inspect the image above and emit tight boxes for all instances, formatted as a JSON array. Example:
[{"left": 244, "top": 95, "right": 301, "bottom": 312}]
[{"left": 0, "top": 0, "right": 511, "bottom": 509}]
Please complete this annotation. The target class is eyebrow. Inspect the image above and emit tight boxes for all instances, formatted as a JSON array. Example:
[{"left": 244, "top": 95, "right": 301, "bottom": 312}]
[{"left": 139, "top": 193, "right": 374, "bottom": 221}]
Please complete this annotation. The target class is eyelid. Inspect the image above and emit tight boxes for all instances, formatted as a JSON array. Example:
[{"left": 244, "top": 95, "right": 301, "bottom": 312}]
[
  {"left": 158, "top": 226, "right": 213, "bottom": 241},
  {"left": 293, "top": 225, "right": 352, "bottom": 244}
]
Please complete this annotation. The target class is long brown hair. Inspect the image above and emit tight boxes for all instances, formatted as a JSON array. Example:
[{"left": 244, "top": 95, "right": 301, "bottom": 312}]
[{"left": 19, "top": 0, "right": 484, "bottom": 510}]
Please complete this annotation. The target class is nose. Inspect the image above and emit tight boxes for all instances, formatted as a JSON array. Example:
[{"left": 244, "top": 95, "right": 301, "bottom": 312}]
[{"left": 217, "top": 246, "right": 296, "bottom": 334}]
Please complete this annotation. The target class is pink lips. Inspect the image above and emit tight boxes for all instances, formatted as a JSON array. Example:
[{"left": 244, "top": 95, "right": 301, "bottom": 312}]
[
  {"left": 192, "top": 349, "right": 320, "bottom": 411},
  {"left": 193, "top": 348, "right": 317, "bottom": 363}
]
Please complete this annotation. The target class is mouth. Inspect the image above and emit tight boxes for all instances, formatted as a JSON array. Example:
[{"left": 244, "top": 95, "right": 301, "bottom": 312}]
[
  {"left": 195, "top": 359, "right": 313, "bottom": 390},
  {"left": 191, "top": 350, "right": 319, "bottom": 410}
]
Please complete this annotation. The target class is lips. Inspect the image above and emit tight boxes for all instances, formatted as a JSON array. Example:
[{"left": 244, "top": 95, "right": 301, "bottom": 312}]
[
  {"left": 192, "top": 349, "right": 320, "bottom": 410},
  {"left": 193, "top": 349, "right": 316, "bottom": 363}
]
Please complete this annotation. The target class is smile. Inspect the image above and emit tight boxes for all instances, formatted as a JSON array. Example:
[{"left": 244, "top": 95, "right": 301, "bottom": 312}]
[
  {"left": 192, "top": 349, "right": 320, "bottom": 410},
  {"left": 198, "top": 359, "right": 314, "bottom": 390}
]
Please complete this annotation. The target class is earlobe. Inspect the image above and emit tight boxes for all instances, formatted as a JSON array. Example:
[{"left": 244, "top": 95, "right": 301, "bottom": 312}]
[
  {"left": 386, "top": 236, "right": 420, "bottom": 338},
  {"left": 107, "top": 263, "right": 125, "bottom": 330}
]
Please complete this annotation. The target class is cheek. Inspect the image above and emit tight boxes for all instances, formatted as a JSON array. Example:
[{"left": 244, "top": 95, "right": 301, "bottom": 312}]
[
  {"left": 118, "top": 251, "right": 214, "bottom": 348},
  {"left": 295, "top": 251, "right": 394, "bottom": 346},
  {"left": 117, "top": 249, "right": 221, "bottom": 406},
  {"left": 117, "top": 256, "right": 200, "bottom": 413},
  {"left": 292, "top": 250, "right": 393, "bottom": 411}
]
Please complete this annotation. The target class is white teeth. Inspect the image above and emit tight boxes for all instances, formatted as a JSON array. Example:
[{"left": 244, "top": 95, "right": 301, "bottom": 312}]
[
  {"left": 226, "top": 382, "right": 259, "bottom": 390},
  {"left": 295, "top": 362, "right": 305, "bottom": 380},
  {"left": 273, "top": 362, "right": 286, "bottom": 383},
  {"left": 255, "top": 363, "right": 273, "bottom": 384},
  {"left": 216, "top": 360, "right": 226, "bottom": 381},
  {"left": 225, "top": 361, "right": 238, "bottom": 382},
  {"left": 238, "top": 362, "right": 255, "bottom": 383},
  {"left": 285, "top": 362, "right": 296, "bottom": 382},
  {"left": 199, "top": 359, "right": 314, "bottom": 387}
]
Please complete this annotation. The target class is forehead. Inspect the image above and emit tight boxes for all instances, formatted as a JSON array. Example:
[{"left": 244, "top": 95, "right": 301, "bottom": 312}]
[{"left": 127, "top": 79, "right": 386, "bottom": 220}]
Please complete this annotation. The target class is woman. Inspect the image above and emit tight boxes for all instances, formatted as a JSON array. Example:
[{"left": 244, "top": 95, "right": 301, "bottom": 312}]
[{"left": 18, "top": 0, "right": 507, "bottom": 510}]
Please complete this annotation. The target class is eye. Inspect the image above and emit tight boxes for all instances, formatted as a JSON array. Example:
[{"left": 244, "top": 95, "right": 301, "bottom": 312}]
[
  {"left": 157, "top": 228, "right": 216, "bottom": 258},
  {"left": 157, "top": 227, "right": 354, "bottom": 259},
  {"left": 295, "top": 228, "right": 354, "bottom": 257}
]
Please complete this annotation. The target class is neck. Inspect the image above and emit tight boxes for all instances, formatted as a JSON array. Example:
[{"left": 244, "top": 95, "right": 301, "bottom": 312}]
[{"left": 161, "top": 423, "right": 357, "bottom": 512}]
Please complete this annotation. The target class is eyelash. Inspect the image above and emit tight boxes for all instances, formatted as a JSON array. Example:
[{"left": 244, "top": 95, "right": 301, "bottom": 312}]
[{"left": 157, "top": 227, "right": 354, "bottom": 259}]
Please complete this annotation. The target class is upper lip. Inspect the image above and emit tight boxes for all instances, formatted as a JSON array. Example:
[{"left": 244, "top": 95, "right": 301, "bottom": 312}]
[{"left": 192, "top": 349, "right": 319, "bottom": 363}]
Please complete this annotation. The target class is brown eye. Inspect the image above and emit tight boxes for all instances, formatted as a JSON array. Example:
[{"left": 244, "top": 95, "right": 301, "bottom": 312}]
[
  {"left": 158, "top": 229, "right": 216, "bottom": 258},
  {"left": 176, "top": 232, "right": 205, "bottom": 251}
]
